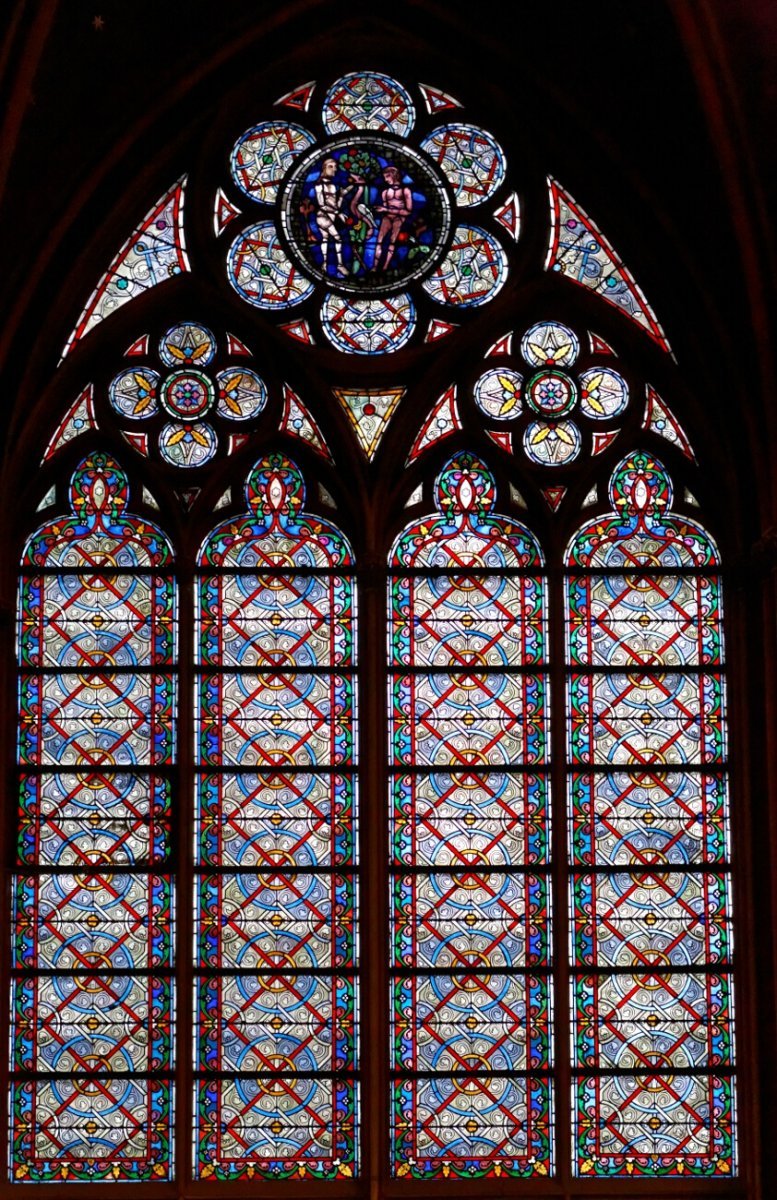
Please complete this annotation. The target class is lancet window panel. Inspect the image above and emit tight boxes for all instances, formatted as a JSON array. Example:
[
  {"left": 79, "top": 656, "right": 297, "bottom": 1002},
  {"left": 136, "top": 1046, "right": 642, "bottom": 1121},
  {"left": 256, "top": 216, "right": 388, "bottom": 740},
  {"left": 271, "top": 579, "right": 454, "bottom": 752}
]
[
  {"left": 10, "top": 454, "right": 177, "bottom": 1183},
  {"left": 565, "top": 450, "right": 735, "bottom": 1178},
  {"left": 193, "top": 452, "right": 359, "bottom": 1181},
  {"left": 388, "top": 452, "right": 552, "bottom": 1179}
]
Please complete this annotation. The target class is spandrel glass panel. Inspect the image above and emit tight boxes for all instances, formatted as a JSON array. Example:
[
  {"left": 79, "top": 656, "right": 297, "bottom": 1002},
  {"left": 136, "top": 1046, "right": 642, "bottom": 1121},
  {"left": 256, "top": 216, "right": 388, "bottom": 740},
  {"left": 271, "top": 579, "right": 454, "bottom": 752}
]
[
  {"left": 571, "top": 972, "right": 734, "bottom": 1071},
  {"left": 18, "top": 772, "right": 171, "bottom": 866},
  {"left": 196, "top": 873, "right": 356, "bottom": 971},
  {"left": 391, "top": 771, "right": 549, "bottom": 866},
  {"left": 568, "top": 771, "right": 729, "bottom": 866},
  {"left": 392, "top": 871, "right": 549, "bottom": 969},
  {"left": 11, "top": 974, "right": 172, "bottom": 1074},
  {"left": 570, "top": 871, "right": 732, "bottom": 968},
  {"left": 195, "top": 771, "right": 356, "bottom": 867}
]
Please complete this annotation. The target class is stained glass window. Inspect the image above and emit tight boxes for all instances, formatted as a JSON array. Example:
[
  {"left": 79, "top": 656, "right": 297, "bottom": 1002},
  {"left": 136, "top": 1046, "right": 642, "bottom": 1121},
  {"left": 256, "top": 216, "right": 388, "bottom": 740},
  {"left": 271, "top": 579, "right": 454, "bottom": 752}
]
[
  {"left": 565, "top": 451, "right": 735, "bottom": 1176},
  {"left": 11, "top": 454, "right": 176, "bottom": 1181},
  {"left": 388, "top": 453, "right": 552, "bottom": 1177},
  {"left": 194, "top": 453, "right": 358, "bottom": 1179}
]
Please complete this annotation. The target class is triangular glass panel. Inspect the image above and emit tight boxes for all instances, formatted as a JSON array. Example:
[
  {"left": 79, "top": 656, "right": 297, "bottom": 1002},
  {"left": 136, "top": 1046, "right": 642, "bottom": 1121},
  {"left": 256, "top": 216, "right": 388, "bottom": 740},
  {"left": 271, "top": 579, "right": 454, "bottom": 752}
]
[
  {"left": 509, "top": 484, "right": 527, "bottom": 510},
  {"left": 124, "top": 334, "right": 150, "bottom": 357},
  {"left": 486, "top": 429, "right": 513, "bottom": 453},
  {"left": 62, "top": 177, "right": 190, "bottom": 358},
  {"left": 425, "top": 318, "right": 458, "bottom": 343},
  {"left": 177, "top": 488, "right": 200, "bottom": 511},
  {"left": 121, "top": 431, "right": 150, "bottom": 456},
  {"left": 334, "top": 387, "right": 405, "bottom": 460},
  {"left": 142, "top": 486, "right": 160, "bottom": 510},
  {"left": 213, "top": 187, "right": 241, "bottom": 237},
  {"left": 582, "top": 484, "right": 598, "bottom": 508},
  {"left": 319, "top": 483, "right": 337, "bottom": 508},
  {"left": 407, "top": 384, "right": 462, "bottom": 462},
  {"left": 214, "top": 489, "right": 231, "bottom": 511},
  {"left": 542, "top": 485, "right": 566, "bottom": 512},
  {"left": 274, "top": 81, "right": 316, "bottom": 111},
  {"left": 42, "top": 385, "right": 97, "bottom": 462},
  {"left": 418, "top": 82, "right": 462, "bottom": 113},
  {"left": 405, "top": 483, "right": 424, "bottom": 507},
  {"left": 493, "top": 192, "right": 520, "bottom": 241},
  {"left": 225, "top": 333, "right": 252, "bottom": 357},
  {"left": 643, "top": 384, "right": 695, "bottom": 460},
  {"left": 546, "top": 177, "right": 671, "bottom": 353},
  {"left": 228, "top": 434, "right": 250, "bottom": 455},
  {"left": 591, "top": 429, "right": 620, "bottom": 456},
  {"left": 485, "top": 331, "right": 514, "bottom": 358},
  {"left": 281, "top": 385, "right": 332, "bottom": 460},
  {"left": 684, "top": 487, "right": 700, "bottom": 508},
  {"left": 280, "top": 319, "right": 315, "bottom": 345},
  {"left": 588, "top": 331, "right": 617, "bottom": 357},
  {"left": 35, "top": 485, "right": 57, "bottom": 512}
]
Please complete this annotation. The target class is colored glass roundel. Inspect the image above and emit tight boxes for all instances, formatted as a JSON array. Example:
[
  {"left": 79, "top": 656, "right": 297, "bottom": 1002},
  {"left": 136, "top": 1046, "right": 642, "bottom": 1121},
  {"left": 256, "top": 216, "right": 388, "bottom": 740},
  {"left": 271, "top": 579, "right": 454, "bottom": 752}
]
[
  {"left": 109, "top": 367, "right": 159, "bottom": 418},
  {"left": 280, "top": 137, "right": 452, "bottom": 294},
  {"left": 215, "top": 368, "right": 268, "bottom": 420},
  {"left": 422, "top": 224, "right": 508, "bottom": 307},
  {"left": 159, "top": 422, "right": 217, "bottom": 467},
  {"left": 474, "top": 367, "right": 523, "bottom": 420},
  {"left": 420, "top": 123, "right": 506, "bottom": 207},
  {"left": 228, "top": 221, "right": 314, "bottom": 309},
  {"left": 321, "top": 292, "right": 416, "bottom": 354},
  {"left": 524, "top": 419, "right": 581, "bottom": 466},
  {"left": 521, "top": 321, "right": 580, "bottom": 368},
  {"left": 159, "top": 322, "right": 216, "bottom": 367},
  {"left": 322, "top": 71, "right": 415, "bottom": 137},
  {"left": 161, "top": 370, "right": 215, "bottom": 419},
  {"left": 578, "top": 367, "right": 629, "bottom": 419},
  {"left": 230, "top": 121, "right": 316, "bottom": 204},
  {"left": 527, "top": 370, "right": 578, "bottom": 416}
]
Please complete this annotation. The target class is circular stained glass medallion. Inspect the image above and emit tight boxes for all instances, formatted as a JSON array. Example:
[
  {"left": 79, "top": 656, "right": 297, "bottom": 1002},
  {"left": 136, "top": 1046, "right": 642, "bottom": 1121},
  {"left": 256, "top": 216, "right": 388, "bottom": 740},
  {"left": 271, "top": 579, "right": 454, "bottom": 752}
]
[
  {"left": 321, "top": 292, "right": 416, "bottom": 354},
  {"left": 527, "top": 370, "right": 578, "bottom": 417},
  {"left": 523, "top": 419, "right": 581, "bottom": 466},
  {"left": 216, "top": 368, "right": 268, "bottom": 421},
  {"left": 421, "top": 224, "right": 508, "bottom": 308},
  {"left": 228, "top": 221, "right": 315, "bottom": 309},
  {"left": 159, "top": 322, "right": 216, "bottom": 368},
  {"left": 109, "top": 368, "right": 159, "bottom": 419},
  {"left": 230, "top": 121, "right": 316, "bottom": 205},
  {"left": 578, "top": 367, "right": 629, "bottom": 419},
  {"left": 159, "top": 422, "right": 217, "bottom": 468},
  {"left": 473, "top": 368, "right": 522, "bottom": 420},
  {"left": 322, "top": 72, "right": 415, "bottom": 137},
  {"left": 280, "top": 136, "right": 452, "bottom": 295},
  {"left": 160, "top": 371, "right": 215, "bottom": 420},
  {"left": 520, "top": 321, "right": 580, "bottom": 368},
  {"left": 420, "top": 123, "right": 506, "bottom": 207}
]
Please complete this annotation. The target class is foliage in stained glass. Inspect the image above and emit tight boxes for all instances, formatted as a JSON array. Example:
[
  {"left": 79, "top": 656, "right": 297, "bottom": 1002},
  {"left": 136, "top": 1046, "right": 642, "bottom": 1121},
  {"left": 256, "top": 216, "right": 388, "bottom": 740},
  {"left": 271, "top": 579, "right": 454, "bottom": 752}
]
[
  {"left": 565, "top": 451, "right": 735, "bottom": 1177},
  {"left": 11, "top": 454, "right": 176, "bottom": 1182},
  {"left": 388, "top": 452, "right": 552, "bottom": 1178},
  {"left": 194, "top": 454, "right": 359, "bottom": 1180}
]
